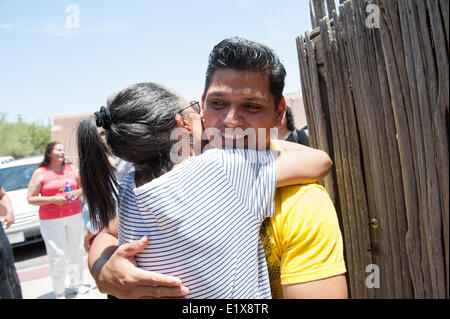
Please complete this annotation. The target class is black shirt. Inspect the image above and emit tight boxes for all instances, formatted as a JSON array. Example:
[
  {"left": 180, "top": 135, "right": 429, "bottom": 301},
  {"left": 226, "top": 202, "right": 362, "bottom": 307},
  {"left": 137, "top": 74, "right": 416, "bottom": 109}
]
[{"left": 286, "top": 128, "right": 309, "bottom": 146}]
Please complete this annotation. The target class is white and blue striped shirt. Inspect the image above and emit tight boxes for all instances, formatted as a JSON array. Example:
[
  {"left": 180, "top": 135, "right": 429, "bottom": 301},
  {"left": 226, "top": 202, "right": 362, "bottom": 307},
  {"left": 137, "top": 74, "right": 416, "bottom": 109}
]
[{"left": 118, "top": 148, "right": 277, "bottom": 299}]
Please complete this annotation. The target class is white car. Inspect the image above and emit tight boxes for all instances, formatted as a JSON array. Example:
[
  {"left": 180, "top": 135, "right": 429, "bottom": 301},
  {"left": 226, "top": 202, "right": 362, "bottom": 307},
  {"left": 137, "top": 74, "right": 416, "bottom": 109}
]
[
  {"left": 0, "top": 156, "right": 14, "bottom": 165},
  {"left": 0, "top": 155, "right": 43, "bottom": 247}
]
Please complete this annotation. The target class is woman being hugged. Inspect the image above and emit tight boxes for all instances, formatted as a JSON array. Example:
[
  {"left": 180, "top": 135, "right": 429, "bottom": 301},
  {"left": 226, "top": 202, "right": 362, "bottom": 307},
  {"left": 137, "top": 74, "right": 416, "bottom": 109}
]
[{"left": 27, "top": 142, "right": 88, "bottom": 298}]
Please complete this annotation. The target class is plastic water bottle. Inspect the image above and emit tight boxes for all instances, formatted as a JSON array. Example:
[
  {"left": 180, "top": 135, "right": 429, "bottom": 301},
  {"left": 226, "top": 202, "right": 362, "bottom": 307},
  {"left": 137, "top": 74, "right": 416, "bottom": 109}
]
[{"left": 65, "top": 181, "right": 74, "bottom": 203}]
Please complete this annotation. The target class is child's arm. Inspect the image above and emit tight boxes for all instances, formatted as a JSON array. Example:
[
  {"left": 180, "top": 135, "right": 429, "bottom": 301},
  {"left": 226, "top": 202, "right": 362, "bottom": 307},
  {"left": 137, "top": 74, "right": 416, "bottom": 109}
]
[{"left": 274, "top": 140, "right": 332, "bottom": 187}]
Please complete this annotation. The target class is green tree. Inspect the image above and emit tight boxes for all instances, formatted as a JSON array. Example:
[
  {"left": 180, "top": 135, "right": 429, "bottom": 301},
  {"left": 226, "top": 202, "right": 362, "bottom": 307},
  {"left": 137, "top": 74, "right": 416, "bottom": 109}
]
[{"left": 0, "top": 113, "right": 51, "bottom": 158}]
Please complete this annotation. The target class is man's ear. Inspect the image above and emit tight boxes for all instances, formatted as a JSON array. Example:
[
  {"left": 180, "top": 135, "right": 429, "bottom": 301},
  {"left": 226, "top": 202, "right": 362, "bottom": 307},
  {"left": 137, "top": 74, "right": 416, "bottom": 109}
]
[{"left": 274, "top": 96, "right": 287, "bottom": 128}]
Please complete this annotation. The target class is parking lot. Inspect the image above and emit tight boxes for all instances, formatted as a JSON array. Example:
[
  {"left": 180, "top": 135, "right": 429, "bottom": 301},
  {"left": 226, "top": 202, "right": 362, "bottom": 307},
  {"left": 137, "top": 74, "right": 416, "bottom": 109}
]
[{"left": 12, "top": 240, "right": 106, "bottom": 299}]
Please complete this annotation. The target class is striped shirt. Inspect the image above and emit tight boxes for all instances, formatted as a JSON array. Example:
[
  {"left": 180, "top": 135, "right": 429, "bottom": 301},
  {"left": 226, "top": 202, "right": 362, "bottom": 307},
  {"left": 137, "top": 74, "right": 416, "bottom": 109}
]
[{"left": 118, "top": 148, "right": 277, "bottom": 299}]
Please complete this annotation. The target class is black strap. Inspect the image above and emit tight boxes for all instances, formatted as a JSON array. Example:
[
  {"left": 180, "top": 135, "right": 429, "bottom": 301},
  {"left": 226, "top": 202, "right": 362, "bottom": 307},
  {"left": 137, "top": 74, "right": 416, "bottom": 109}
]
[{"left": 291, "top": 129, "right": 300, "bottom": 144}]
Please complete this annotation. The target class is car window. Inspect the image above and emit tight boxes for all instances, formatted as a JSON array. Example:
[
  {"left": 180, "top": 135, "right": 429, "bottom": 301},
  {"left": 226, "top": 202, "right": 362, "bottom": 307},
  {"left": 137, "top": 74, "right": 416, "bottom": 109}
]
[{"left": 0, "top": 163, "right": 39, "bottom": 191}]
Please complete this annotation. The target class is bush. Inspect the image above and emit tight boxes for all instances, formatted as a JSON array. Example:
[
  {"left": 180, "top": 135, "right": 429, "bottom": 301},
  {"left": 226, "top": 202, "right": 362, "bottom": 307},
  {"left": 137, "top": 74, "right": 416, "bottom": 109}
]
[{"left": 0, "top": 114, "right": 51, "bottom": 158}]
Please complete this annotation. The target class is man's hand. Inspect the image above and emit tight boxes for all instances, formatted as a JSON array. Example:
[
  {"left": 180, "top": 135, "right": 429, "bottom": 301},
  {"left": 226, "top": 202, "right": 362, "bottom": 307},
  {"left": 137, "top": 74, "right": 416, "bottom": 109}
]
[
  {"left": 94, "top": 235, "right": 190, "bottom": 299},
  {"left": 84, "top": 230, "right": 96, "bottom": 252}
]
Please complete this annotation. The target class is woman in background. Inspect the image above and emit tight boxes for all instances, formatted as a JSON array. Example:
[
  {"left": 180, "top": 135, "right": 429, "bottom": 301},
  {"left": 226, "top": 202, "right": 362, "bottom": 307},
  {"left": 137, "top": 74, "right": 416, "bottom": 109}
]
[{"left": 27, "top": 142, "right": 89, "bottom": 298}]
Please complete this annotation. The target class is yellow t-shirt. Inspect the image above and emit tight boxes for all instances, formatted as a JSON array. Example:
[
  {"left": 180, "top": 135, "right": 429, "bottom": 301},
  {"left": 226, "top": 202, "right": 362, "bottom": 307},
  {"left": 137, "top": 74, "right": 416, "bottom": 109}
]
[{"left": 260, "top": 144, "right": 347, "bottom": 299}]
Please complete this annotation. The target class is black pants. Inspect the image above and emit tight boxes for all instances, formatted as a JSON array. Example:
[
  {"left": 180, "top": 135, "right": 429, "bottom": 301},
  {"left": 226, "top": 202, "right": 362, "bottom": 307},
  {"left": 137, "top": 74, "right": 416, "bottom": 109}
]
[{"left": 0, "top": 227, "right": 22, "bottom": 299}]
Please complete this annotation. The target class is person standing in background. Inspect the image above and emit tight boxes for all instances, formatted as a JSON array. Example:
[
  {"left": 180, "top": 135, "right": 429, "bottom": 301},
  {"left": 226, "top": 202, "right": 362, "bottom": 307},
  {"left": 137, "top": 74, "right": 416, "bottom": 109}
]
[
  {"left": 0, "top": 185, "right": 22, "bottom": 299},
  {"left": 278, "top": 106, "right": 309, "bottom": 146},
  {"left": 27, "top": 141, "right": 89, "bottom": 298}
]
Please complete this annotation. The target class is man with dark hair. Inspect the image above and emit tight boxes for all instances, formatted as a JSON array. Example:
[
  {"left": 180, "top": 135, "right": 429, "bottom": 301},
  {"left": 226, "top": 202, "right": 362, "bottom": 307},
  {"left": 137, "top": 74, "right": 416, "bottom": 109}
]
[
  {"left": 87, "top": 37, "right": 347, "bottom": 299},
  {"left": 204, "top": 37, "right": 287, "bottom": 109},
  {"left": 200, "top": 37, "right": 346, "bottom": 298}
]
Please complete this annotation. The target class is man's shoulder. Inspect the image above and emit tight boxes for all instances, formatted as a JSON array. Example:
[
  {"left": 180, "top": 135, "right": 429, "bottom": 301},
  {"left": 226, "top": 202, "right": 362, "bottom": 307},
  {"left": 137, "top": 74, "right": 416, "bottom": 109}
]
[
  {"left": 272, "top": 183, "right": 336, "bottom": 231},
  {"left": 276, "top": 183, "right": 331, "bottom": 209}
]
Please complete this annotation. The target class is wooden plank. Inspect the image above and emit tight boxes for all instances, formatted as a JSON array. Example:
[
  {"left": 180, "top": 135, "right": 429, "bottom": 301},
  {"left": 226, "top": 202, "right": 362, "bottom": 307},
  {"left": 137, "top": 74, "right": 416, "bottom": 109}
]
[
  {"left": 398, "top": 0, "right": 448, "bottom": 298},
  {"left": 348, "top": 0, "right": 397, "bottom": 298},
  {"left": 409, "top": 0, "right": 446, "bottom": 298},
  {"left": 305, "top": 33, "right": 338, "bottom": 200},
  {"left": 335, "top": 9, "right": 375, "bottom": 298},
  {"left": 322, "top": 13, "right": 376, "bottom": 298},
  {"left": 356, "top": 0, "right": 414, "bottom": 298},
  {"left": 377, "top": 0, "right": 426, "bottom": 298},
  {"left": 398, "top": 0, "right": 433, "bottom": 298},
  {"left": 306, "top": 37, "right": 331, "bottom": 159},
  {"left": 297, "top": 35, "right": 319, "bottom": 151},
  {"left": 366, "top": 0, "right": 413, "bottom": 298},
  {"left": 326, "top": 0, "right": 336, "bottom": 18},
  {"left": 339, "top": 1, "right": 384, "bottom": 298},
  {"left": 427, "top": 0, "right": 450, "bottom": 298},
  {"left": 439, "top": 0, "right": 449, "bottom": 54},
  {"left": 319, "top": 16, "right": 359, "bottom": 298},
  {"left": 355, "top": 0, "right": 407, "bottom": 298},
  {"left": 370, "top": 16, "right": 414, "bottom": 299},
  {"left": 310, "top": 0, "right": 327, "bottom": 29},
  {"left": 298, "top": 34, "right": 337, "bottom": 202},
  {"left": 310, "top": 1, "right": 318, "bottom": 31},
  {"left": 311, "top": 34, "right": 324, "bottom": 66}
]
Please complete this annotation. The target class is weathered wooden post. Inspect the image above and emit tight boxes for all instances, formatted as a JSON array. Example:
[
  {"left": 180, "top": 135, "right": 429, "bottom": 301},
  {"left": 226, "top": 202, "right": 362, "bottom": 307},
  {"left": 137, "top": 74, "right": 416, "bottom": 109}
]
[{"left": 297, "top": 0, "right": 449, "bottom": 298}]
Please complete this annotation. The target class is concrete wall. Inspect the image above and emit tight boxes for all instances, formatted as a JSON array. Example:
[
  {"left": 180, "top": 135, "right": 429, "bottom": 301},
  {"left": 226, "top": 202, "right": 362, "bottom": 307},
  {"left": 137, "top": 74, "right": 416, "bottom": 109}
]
[
  {"left": 51, "top": 113, "right": 90, "bottom": 168},
  {"left": 285, "top": 92, "right": 307, "bottom": 129}
]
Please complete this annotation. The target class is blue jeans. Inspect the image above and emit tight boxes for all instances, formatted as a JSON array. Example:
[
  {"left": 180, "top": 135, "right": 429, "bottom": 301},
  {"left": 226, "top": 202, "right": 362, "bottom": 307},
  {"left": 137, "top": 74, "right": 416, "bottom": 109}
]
[{"left": 0, "top": 226, "right": 22, "bottom": 299}]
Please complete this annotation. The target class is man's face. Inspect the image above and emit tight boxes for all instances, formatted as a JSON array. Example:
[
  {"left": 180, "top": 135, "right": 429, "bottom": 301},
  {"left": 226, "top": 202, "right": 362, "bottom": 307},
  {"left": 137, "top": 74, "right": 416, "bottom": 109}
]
[{"left": 201, "top": 68, "right": 285, "bottom": 149}]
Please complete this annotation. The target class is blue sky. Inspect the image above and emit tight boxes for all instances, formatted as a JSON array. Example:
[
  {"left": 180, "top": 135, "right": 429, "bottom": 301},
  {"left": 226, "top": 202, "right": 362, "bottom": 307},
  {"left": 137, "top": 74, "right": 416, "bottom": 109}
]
[{"left": 0, "top": 0, "right": 314, "bottom": 124}]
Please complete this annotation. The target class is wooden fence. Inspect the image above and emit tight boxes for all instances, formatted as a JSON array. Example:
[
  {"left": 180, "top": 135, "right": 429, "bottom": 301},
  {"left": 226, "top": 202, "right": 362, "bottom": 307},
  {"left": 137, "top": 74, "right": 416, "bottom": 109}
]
[{"left": 296, "top": 0, "right": 448, "bottom": 298}]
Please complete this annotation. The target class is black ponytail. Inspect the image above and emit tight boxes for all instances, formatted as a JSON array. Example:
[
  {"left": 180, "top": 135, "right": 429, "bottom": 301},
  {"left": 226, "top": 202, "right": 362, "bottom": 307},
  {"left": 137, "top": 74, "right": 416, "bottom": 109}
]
[
  {"left": 77, "top": 82, "right": 186, "bottom": 229},
  {"left": 77, "top": 115, "right": 119, "bottom": 230}
]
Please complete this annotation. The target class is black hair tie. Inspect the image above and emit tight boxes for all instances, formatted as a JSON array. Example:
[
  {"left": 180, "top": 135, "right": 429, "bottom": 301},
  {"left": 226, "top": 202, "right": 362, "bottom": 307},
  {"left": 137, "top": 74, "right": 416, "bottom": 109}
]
[{"left": 94, "top": 106, "right": 112, "bottom": 130}]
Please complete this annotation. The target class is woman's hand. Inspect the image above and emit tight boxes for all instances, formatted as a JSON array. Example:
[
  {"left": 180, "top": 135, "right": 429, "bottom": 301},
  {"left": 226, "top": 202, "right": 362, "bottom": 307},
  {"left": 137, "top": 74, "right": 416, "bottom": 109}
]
[
  {"left": 67, "top": 189, "right": 82, "bottom": 201},
  {"left": 53, "top": 196, "right": 68, "bottom": 206},
  {"left": 274, "top": 139, "right": 333, "bottom": 187},
  {"left": 67, "top": 188, "right": 83, "bottom": 201}
]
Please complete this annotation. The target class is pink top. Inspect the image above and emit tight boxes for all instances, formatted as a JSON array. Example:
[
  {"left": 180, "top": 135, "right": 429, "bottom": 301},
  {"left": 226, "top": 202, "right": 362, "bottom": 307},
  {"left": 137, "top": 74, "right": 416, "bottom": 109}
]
[{"left": 38, "top": 164, "right": 82, "bottom": 220}]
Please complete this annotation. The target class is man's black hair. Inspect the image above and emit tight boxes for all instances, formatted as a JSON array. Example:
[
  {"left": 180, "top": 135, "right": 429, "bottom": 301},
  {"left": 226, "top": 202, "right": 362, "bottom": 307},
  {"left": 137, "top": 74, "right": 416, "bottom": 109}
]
[
  {"left": 285, "top": 106, "right": 296, "bottom": 132},
  {"left": 204, "top": 37, "right": 286, "bottom": 108}
]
